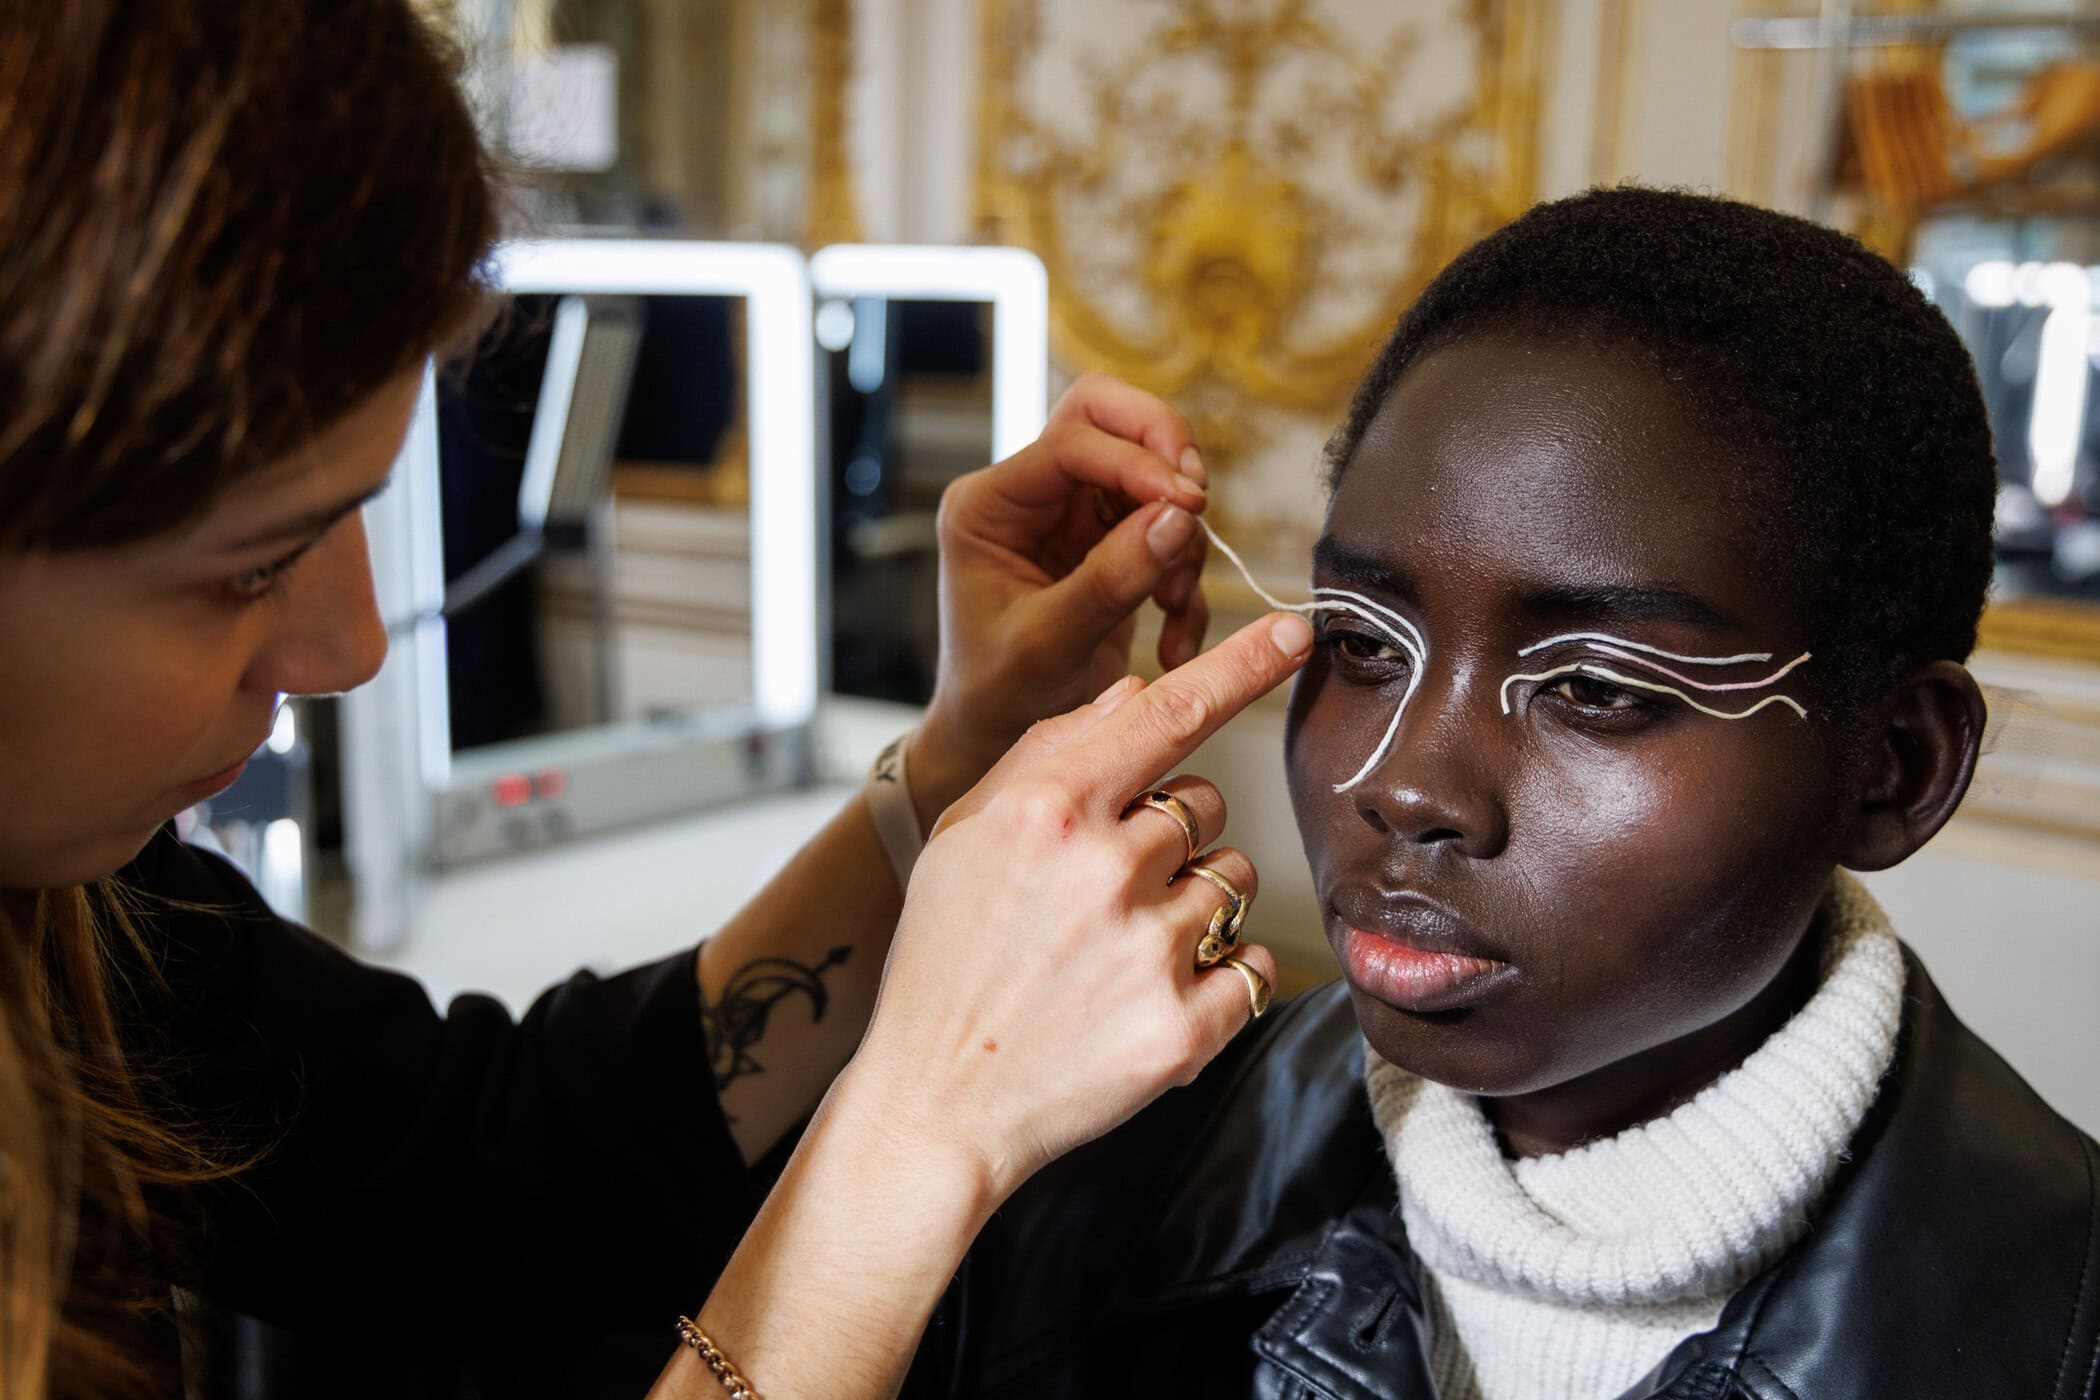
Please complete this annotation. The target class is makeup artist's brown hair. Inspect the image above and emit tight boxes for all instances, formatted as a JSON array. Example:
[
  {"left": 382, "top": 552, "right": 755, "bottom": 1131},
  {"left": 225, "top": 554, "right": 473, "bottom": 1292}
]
[{"left": 0, "top": 1, "right": 496, "bottom": 1394}]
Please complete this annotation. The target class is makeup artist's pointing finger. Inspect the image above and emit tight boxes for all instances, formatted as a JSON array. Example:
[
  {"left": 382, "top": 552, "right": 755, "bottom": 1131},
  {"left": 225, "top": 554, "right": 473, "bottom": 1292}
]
[{"left": 1073, "top": 612, "right": 1315, "bottom": 802}]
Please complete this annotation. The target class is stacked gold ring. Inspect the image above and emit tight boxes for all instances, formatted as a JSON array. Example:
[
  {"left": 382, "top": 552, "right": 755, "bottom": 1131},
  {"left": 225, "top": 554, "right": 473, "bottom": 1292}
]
[
  {"left": 1129, "top": 789, "right": 1201, "bottom": 865},
  {"left": 1125, "top": 787, "right": 1269, "bottom": 1018},
  {"left": 1218, "top": 956, "right": 1272, "bottom": 1018}
]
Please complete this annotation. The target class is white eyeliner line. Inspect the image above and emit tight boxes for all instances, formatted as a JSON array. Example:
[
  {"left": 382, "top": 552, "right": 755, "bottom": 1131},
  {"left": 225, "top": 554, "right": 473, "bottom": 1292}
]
[
  {"left": 1516, "top": 631, "right": 1773, "bottom": 666},
  {"left": 1499, "top": 662, "right": 1807, "bottom": 720},
  {"left": 1584, "top": 666, "right": 1808, "bottom": 719},
  {"left": 1586, "top": 643, "right": 1811, "bottom": 693},
  {"left": 1195, "top": 517, "right": 1420, "bottom": 655},
  {"left": 1303, "top": 595, "right": 1419, "bottom": 650},
  {"left": 1313, "top": 587, "right": 1426, "bottom": 653},
  {"left": 1194, "top": 516, "right": 1426, "bottom": 790},
  {"left": 1502, "top": 664, "right": 1573, "bottom": 714},
  {"left": 1333, "top": 671, "right": 1422, "bottom": 793}
]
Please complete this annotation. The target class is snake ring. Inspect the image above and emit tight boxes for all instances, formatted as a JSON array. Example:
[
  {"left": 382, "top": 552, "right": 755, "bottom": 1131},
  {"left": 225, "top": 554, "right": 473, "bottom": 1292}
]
[{"left": 1180, "top": 861, "right": 1250, "bottom": 966}]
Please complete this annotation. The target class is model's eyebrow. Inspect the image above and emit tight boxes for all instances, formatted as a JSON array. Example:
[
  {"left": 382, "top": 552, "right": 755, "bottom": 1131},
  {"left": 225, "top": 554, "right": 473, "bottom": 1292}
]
[
  {"left": 1518, "top": 582, "right": 1739, "bottom": 633},
  {"left": 1311, "top": 538, "right": 1416, "bottom": 602},
  {"left": 214, "top": 480, "right": 391, "bottom": 554}
]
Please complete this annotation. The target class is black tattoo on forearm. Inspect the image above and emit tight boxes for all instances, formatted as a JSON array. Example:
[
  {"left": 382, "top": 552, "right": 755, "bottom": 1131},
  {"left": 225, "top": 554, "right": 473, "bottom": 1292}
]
[{"left": 701, "top": 945, "right": 853, "bottom": 1096}]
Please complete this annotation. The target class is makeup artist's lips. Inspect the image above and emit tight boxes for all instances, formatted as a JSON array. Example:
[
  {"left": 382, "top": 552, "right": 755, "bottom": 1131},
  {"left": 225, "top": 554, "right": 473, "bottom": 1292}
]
[
  {"left": 176, "top": 731, "right": 271, "bottom": 804},
  {"left": 176, "top": 758, "right": 251, "bottom": 804},
  {"left": 1330, "top": 889, "right": 1518, "bottom": 1014}
]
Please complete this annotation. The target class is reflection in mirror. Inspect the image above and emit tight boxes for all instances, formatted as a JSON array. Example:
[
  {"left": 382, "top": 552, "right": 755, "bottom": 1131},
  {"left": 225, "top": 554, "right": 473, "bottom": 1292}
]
[
  {"left": 822, "top": 297, "right": 992, "bottom": 702},
  {"left": 1916, "top": 242, "right": 2098, "bottom": 601},
  {"left": 1907, "top": 23, "right": 2100, "bottom": 603},
  {"left": 337, "top": 241, "right": 818, "bottom": 939},
  {"left": 807, "top": 245, "right": 1050, "bottom": 706},
  {"left": 439, "top": 291, "right": 755, "bottom": 748}
]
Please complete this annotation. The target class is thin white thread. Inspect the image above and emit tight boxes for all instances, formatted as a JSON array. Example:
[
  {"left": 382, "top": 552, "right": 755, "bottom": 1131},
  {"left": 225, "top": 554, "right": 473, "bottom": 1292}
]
[
  {"left": 1197, "top": 516, "right": 1421, "bottom": 792},
  {"left": 1516, "top": 632, "right": 1774, "bottom": 666},
  {"left": 1499, "top": 661, "right": 1809, "bottom": 720},
  {"left": 1585, "top": 643, "right": 1811, "bottom": 693},
  {"left": 1194, "top": 521, "right": 1811, "bottom": 788}
]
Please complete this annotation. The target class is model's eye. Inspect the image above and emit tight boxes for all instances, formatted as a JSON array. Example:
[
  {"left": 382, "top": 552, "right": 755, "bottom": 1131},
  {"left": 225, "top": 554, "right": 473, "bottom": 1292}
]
[
  {"left": 1336, "top": 633, "right": 1401, "bottom": 662},
  {"left": 1547, "top": 672, "right": 1645, "bottom": 712},
  {"left": 1317, "top": 625, "right": 1413, "bottom": 678}
]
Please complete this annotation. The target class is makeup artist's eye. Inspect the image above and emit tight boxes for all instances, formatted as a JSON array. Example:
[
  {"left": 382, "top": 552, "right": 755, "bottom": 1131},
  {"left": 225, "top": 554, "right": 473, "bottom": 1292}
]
[{"left": 224, "top": 544, "right": 313, "bottom": 603}]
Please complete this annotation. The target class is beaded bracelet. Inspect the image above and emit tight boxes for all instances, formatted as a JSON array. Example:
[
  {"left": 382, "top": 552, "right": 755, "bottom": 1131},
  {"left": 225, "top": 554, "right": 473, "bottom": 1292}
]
[{"left": 674, "top": 1316, "right": 763, "bottom": 1400}]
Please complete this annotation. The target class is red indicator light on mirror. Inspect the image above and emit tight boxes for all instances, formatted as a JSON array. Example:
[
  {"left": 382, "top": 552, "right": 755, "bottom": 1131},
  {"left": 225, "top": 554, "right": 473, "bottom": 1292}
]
[
  {"left": 534, "top": 769, "right": 568, "bottom": 800},
  {"left": 493, "top": 774, "right": 532, "bottom": 808}
]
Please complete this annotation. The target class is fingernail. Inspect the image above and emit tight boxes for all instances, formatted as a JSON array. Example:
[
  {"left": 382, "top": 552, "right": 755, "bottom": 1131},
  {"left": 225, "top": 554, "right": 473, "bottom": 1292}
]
[
  {"left": 1092, "top": 675, "right": 1142, "bottom": 706},
  {"left": 1270, "top": 613, "right": 1314, "bottom": 657},
  {"left": 1161, "top": 565, "right": 1198, "bottom": 612},
  {"left": 1147, "top": 502, "right": 1196, "bottom": 561},
  {"left": 1178, "top": 446, "right": 1207, "bottom": 486}
]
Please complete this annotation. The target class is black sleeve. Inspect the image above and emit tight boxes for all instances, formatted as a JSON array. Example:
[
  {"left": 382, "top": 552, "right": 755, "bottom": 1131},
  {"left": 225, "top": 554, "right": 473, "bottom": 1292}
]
[{"left": 123, "top": 825, "right": 756, "bottom": 1344}]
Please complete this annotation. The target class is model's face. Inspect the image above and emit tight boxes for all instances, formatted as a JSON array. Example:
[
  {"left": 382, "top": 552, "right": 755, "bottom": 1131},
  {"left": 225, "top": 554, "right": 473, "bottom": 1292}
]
[
  {"left": 1287, "top": 337, "right": 1850, "bottom": 1108},
  {"left": 0, "top": 370, "right": 421, "bottom": 888}
]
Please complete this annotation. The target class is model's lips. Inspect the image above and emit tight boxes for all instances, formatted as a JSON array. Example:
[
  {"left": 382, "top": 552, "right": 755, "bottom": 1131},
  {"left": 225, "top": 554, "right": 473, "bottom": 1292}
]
[{"left": 1329, "top": 886, "right": 1519, "bottom": 1013}]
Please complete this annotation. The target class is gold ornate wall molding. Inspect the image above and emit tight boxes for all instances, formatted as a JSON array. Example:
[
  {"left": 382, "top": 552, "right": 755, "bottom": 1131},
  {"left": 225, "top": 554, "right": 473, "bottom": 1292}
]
[
  {"left": 975, "top": 0, "right": 1542, "bottom": 520},
  {"left": 1591, "top": 0, "right": 1640, "bottom": 184},
  {"left": 805, "top": 0, "right": 866, "bottom": 248}
]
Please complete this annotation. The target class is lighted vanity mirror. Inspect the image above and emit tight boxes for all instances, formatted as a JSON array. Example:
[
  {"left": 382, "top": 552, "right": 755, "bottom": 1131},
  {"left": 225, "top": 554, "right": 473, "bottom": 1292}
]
[
  {"left": 339, "top": 242, "right": 819, "bottom": 938},
  {"left": 810, "top": 245, "right": 1049, "bottom": 704}
]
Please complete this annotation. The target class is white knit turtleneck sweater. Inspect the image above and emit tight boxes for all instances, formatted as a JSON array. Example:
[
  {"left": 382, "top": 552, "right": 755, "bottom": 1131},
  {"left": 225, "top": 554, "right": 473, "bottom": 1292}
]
[{"left": 1363, "top": 873, "right": 1907, "bottom": 1400}]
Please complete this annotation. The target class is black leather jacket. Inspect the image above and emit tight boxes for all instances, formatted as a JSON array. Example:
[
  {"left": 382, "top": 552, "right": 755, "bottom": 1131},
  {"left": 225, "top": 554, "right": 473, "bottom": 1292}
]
[{"left": 905, "top": 950, "right": 2100, "bottom": 1399}]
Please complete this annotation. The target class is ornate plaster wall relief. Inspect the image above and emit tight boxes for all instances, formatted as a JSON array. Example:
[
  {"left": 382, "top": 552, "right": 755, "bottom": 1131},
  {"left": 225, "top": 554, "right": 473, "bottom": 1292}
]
[{"left": 975, "top": 0, "right": 1542, "bottom": 549}]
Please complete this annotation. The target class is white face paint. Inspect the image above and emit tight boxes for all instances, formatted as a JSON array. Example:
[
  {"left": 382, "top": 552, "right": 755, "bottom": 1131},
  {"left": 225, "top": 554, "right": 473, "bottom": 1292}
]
[
  {"left": 1198, "top": 518, "right": 1810, "bottom": 798},
  {"left": 1199, "top": 518, "right": 1424, "bottom": 792},
  {"left": 1499, "top": 632, "right": 1812, "bottom": 721}
]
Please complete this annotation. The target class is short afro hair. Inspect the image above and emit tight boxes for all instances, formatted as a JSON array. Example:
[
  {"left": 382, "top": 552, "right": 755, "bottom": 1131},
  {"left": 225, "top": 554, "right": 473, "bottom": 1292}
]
[{"left": 1327, "top": 185, "right": 1998, "bottom": 691}]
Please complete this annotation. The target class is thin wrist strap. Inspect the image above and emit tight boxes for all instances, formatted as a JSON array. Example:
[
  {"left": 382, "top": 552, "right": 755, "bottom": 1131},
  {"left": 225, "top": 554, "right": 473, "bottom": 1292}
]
[{"left": 864, "top": 730, "right": 924, "bottom": 889}]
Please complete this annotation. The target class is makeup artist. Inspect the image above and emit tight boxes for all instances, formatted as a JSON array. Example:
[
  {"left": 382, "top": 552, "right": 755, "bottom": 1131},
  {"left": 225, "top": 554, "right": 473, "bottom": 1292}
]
[{"left": 0, "top": 4, "right": 1303, "bottom": 1398}]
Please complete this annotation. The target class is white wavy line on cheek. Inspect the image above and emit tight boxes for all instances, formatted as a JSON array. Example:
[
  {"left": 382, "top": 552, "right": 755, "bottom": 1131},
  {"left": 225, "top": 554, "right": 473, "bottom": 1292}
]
[{"left": 1331, "top": 663, "right": 1422, "bottom": 793}]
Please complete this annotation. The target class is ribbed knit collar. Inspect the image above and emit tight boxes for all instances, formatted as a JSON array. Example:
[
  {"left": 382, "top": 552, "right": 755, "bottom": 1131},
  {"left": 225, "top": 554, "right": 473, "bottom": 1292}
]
[{"left": 1364, "top": 872, "right": 1906, "bottom": 1308}]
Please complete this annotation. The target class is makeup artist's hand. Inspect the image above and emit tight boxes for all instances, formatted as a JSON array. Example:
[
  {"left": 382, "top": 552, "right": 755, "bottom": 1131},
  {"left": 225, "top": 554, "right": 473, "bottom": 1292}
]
[
  {"left": 909, "top": 374, "right": 1212, "bottom": 829},
  {"left": 671, "top": 614, "right": 1308, "bottom": 1400},
  {"left": 850, "top": 610, "right": 1308, "bottom": 1195}
]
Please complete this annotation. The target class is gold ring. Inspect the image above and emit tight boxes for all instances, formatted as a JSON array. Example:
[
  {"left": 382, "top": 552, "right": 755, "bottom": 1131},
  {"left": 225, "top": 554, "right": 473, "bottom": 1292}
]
[
  {"left": 1217, "top": 955, "right": 1272, "bottom": 1019},
  {"left": 1181, "top": 862, "right": 1249, "bottom": 966},
  {"left": 1127, "top": 789, "right": 1201, "bottom": 865}
]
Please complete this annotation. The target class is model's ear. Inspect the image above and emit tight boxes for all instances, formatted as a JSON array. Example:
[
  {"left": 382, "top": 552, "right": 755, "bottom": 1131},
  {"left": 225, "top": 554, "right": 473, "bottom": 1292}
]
[{"left": 1839, "top": 659, "right": 1987, "bottom": 872}]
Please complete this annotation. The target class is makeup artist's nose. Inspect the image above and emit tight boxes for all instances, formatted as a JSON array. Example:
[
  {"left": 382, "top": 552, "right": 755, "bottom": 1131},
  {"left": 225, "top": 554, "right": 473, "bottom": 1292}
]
[
  {"left": 1353, "top": 669, "right": 1509, "bottom": 858},
  {"left": 243, "top": 515, "right": 389, "bottom": 697}
]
